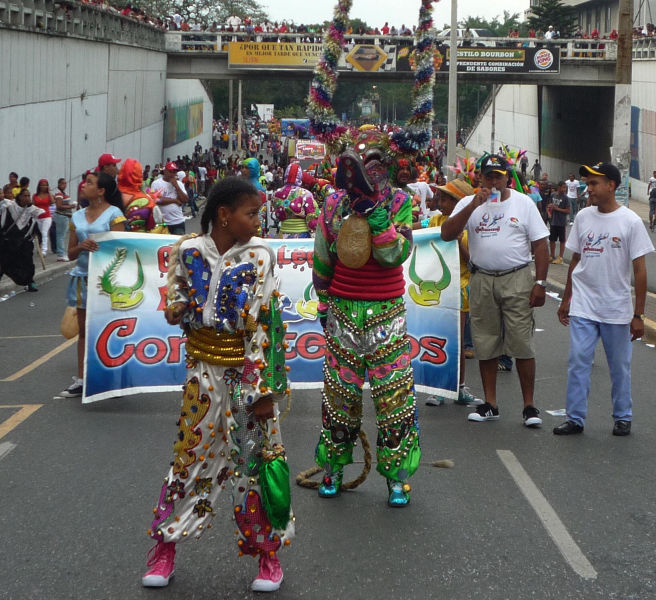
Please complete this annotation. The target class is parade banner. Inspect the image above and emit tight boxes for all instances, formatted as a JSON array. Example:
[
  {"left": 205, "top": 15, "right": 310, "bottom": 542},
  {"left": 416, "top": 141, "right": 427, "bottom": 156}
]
[
  {"left": 229, "top": 42, "right": 323, "bottom": 68},
  {"left": 84, "top": 231, "right": 460, "bottom": 403},
  {"left": 396, "top": 45, "right": 560, "bottom": 74}
]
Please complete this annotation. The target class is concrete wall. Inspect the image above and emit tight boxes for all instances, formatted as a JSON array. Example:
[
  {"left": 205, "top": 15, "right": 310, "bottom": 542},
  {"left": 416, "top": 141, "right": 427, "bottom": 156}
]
[
  {"left": 162, "top": 79, "right": 213, "bottom": 161},
  {"left": 0, "top": 28, "right": 212, "bottom": 194},
  {"left": 465, "top": 84, "right": 541, "bottom": 168},
  {"left": 630, "top": 60, "right": 656, "bottom": 200}
]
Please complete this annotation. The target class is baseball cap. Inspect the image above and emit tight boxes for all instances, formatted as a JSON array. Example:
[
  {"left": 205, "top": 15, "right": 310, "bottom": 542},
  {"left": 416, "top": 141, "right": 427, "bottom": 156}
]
[
  {"left": 480, "top": 154, "right": 508, "bottom": 175},
  {"left": 164, "top": 161, "right": 178, "bottom": 171},
  {"left": 579, "top": 162, "right": 621, "bottom": 187},
  {"left": 98, "top": 153, "right": 121, "bottom": 167}
]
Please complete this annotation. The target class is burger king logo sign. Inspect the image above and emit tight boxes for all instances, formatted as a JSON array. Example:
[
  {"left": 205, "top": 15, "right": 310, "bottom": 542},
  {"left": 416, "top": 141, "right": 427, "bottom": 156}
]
[{"left": 534, "top": 48, "right": 554, "bottom": 70}]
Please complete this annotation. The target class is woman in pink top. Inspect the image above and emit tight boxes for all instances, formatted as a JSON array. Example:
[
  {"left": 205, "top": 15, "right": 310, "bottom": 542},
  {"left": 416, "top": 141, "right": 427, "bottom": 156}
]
[{"left": 32, "top": 179, "right": 53, "bottom": 257}]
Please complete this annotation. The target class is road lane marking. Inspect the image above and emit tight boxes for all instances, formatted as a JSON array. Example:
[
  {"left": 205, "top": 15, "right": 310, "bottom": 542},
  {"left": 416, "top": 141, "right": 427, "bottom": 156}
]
[
  {"left": 497, "top": 449, "right": 598, "bottom": 580},
  {"left": 0, "top": 441, "right": 17, "bottom": 461},
  {"left": 0, "top": 337, "right": 77, "bottom": 382},
  {"left": 0, "top": 404, "right": 42, "bottom": 441}
]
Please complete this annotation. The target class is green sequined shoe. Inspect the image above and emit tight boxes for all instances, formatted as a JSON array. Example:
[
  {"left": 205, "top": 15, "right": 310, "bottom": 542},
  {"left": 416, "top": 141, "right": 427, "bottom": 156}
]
[
  {"left": 387, "top": 479, "right": 411, "bottom": 507},
  {"left": 318, "top": 470, "right": 343, "bottom": 498}
]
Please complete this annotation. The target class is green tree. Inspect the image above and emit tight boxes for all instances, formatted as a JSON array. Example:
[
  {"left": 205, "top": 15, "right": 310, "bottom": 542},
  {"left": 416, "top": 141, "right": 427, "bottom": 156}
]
[
  {"left": 527, "top": 0, "right": 577, "bottom": 37},
  {"left": 459, "top": 11, "right": 523, "bottom": 36},
  {"left": 131, "top": 0, "right": 267, "bottom": 28}
]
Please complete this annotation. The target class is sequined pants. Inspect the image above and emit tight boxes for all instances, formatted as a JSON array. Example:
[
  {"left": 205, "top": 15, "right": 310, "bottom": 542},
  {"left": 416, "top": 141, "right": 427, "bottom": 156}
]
[
  {"left": 315, "top": 296, "right": 421, "bottom": 483},
  {"left": 149, "top": 360, "right": 294, "bottom": 555}
]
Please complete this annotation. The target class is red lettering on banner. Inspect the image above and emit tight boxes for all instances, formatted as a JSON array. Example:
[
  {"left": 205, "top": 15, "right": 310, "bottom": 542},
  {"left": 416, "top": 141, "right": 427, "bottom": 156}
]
[
  {"left": 135, "top": 338, "right": 168, "bottom": 364},
  {"left": 419, "top": 336, "right": 447, "bottom": 365},
  {"left": 96, "top": 318, "right": 137, "bottom": 367},
  {"left": 276, "top": 245, "right": 314, "bottom": 269},
  {"left": 157, "top": 245, "right": 172, "bottom": 276},
  {"left": 96, "top": 317, "right": 187, "bottom": 368},
  {"left": 157, "top": 285, "right": 168, "bottom": 311},
  {"left": 295, "top": 332, "right": 326, "bottom": 360},
  {"left": 407, "top": 335, "right": 420, "bottom": 360},
  {"left": 168, "top": 336, "right": 186, "bottom": 363}
]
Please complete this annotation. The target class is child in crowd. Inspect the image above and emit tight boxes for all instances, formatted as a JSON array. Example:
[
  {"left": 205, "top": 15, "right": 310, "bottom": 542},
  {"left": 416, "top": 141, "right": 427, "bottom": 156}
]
[
  {"left": 59, "top": 172, "right": 126, "bottom": 398},
  {"left": 142, "top": 177, "right": 294, "bottom": 592}
]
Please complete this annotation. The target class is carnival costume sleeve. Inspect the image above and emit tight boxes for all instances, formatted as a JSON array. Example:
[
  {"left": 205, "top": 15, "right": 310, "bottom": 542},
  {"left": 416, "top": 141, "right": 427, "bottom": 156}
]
[
  {"left": 368, "top": 190, "right": 413, "bottom": 268},
  {"left": 311, "top": 206, "right": 336, "bottom": 321}
]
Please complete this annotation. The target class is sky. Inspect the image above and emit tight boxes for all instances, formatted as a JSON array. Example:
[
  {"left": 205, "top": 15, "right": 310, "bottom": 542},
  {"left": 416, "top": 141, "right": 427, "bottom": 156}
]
[{"left": 263, "top": 0, "right": 530, "bottom": 29}]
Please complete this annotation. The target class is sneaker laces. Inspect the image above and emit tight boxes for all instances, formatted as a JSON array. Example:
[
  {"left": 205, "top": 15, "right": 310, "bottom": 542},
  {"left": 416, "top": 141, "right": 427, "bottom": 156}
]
[{"left": 146, "top": 542, "right": 172, "bottom": 568}]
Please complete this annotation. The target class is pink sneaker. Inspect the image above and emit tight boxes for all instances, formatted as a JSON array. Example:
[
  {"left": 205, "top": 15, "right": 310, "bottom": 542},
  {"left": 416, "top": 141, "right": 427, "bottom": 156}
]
[
  {"left": 251, "top": 553, "right": 284, "bottom": 592},
  {"left": 141, "top": 541, "right": 176, "bottom": 587}
]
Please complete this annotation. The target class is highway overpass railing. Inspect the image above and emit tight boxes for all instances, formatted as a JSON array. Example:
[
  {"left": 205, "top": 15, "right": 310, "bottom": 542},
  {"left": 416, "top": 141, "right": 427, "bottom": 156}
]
[
  {"left": 0, "top": 0, "right": 165, "bottom": 50},
  {"left": 165, "top": 31, "right": 618, "bottom": 62}
]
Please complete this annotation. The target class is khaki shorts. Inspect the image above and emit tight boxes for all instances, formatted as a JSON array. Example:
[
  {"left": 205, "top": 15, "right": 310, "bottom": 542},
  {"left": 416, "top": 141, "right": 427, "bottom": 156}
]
[{"left": 469, "top": 267, "right": 535, "bottom": 360}]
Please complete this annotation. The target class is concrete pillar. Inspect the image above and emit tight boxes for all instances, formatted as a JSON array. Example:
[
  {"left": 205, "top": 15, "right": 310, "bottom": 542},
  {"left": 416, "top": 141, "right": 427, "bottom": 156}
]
[{"left": 446, "top": 0, "right": 457, "bottom": 177}]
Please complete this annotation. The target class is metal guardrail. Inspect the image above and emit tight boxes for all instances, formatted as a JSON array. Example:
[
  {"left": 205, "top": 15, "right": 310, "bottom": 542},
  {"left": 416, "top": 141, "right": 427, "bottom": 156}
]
[
  {"left": 0, "top": 0, "right": 165, "bottom": 50},
  {"left": 165, "top": 31, "right": 618, "bottom": 61}
]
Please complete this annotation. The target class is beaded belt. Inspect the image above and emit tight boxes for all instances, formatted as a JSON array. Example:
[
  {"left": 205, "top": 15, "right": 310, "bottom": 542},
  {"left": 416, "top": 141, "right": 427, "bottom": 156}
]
[{"left": 185, "top": 327, "right": 245, "bottom": 366}]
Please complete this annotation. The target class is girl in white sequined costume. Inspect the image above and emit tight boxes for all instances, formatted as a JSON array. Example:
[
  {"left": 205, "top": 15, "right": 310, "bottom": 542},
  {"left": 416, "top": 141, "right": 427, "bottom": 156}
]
[{"left": 142, "top": 177, "right": 294, "bottom": 593}]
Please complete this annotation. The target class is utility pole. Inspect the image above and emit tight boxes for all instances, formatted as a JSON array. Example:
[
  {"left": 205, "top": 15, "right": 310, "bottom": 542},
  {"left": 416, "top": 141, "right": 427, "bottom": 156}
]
[
  {"left": 612, "top": 0, "right": 632, "bottom": 206},
  {"left": 228, "top": 79, "right": 234, "bottom": 152},
  {"left": 446, "top": 0, "right": 457, "bottom": 177},
  {"left": 237, "top": 80, "right": 243, "bottom": 156}
]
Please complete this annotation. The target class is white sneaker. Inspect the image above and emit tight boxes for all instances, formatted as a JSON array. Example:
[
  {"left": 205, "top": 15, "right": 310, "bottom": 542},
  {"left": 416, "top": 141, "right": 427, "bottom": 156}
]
[
  {"left": 59, "top": 377, "right": 83, "bottom": 398},
  {"left": 425, "top": 395, "right": 445, "bottom": 406}
]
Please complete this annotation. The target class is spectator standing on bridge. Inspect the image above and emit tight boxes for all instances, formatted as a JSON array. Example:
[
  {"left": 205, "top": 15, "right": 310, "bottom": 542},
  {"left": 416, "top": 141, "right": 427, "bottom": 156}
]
[
  {"left": 554, "top": 162, "right": 654, "bottom": 436},
  {"left": 441, "top": 155, "right": 550, "bottom": 427},
  {"left": 151, "top": 162, "right": 188, "bottom": 235}
]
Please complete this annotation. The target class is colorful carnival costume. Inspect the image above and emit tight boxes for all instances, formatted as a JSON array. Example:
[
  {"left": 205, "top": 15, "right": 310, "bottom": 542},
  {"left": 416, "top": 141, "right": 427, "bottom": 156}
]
[
  {"left": 306, "top": 0, "right": 437, "bottom": 507},
  {"left": 118, "top": 158, "right": 168, "bottom": 234},
  {"left": 144, "top": 234, "right": 293, "bottom": 591},
  {"left": 272, "top": 163, "right": 320, "bottom": 238},
  {"left": 312, "top": 144, "right": 420, "bottom": 507},
  {"left": 242, "top": 158, "right": 269, "bottom": 235}
]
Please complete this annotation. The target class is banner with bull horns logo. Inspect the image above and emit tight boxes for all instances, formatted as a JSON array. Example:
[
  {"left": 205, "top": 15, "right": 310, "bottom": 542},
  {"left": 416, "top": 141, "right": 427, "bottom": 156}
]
[{"left": 83, "top": 230, "right": 460, "bottom": 403}]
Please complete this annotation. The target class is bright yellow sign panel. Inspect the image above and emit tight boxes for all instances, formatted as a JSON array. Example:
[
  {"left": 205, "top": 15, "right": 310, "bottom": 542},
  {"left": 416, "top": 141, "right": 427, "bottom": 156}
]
[
  {"left": 345, "top": 44, "right": 388, "bottom": 72},
  {"left": 228, "top": 42, "right": 323, "bottom": 68}
]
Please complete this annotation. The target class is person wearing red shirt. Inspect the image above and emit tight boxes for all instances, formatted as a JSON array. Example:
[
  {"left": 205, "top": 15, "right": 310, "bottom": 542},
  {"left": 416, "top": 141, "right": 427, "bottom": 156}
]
[{"left": 32, "top": 179, "right": 53, "bottom": 257}]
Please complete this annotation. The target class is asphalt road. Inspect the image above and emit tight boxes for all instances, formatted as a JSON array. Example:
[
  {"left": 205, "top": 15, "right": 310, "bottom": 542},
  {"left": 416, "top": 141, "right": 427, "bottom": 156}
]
[{"left": 1, "top": 251, "right": 656, "bottom": 599}]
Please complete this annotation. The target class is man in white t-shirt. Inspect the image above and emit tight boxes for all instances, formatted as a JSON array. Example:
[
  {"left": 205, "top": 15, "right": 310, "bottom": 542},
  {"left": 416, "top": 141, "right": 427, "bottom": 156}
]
[
  {"left": 197, "top": 164, "right": 207, "bottom": 196},
  {"left": 442, "top": 154, "right": 550, "bottom": 428},
  {"left": 151, "top": 161, "right": 188, "bottom": 235},
  {"left": 565, "top": 173, "right": 580, "bottom": 222},
  {"left": 554, "top": 162, "right": 654, "bottom": 437}
]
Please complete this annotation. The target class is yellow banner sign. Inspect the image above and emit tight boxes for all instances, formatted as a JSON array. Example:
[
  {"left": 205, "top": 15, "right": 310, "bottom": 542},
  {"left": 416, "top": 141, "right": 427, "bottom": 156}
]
[{"left": 228, "top": 42, "right": 323, "bottom": 68}]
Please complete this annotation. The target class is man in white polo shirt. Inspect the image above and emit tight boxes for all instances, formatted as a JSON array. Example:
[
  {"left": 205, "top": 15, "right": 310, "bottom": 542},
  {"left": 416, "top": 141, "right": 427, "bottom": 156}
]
[
  {"left": 151, "top": 161, "right": 188, "bottom": 235},
  {"left": 441, "top": 154, "right": 550, "bottom": 428}
]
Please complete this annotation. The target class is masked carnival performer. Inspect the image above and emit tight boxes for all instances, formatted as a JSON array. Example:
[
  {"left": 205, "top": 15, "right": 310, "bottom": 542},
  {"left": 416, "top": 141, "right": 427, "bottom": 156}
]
[
  {"left": 272, "top": 163, "right": 320, "bottom": 238},
  {"left": 118, "top": 158, "right": 168, "bottom": 234},
  {"left": 142, "top": 177, "right": 294, "bottom": 592},
  {"left": 307, "top": 0, "right": 437, "bottom": 507}
]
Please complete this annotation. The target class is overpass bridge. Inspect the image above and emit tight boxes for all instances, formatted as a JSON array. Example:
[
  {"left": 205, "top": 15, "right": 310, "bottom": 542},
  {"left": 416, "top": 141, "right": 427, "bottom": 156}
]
[{"left": 165, "top": 31, "right": 618, "bottom": 87}]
